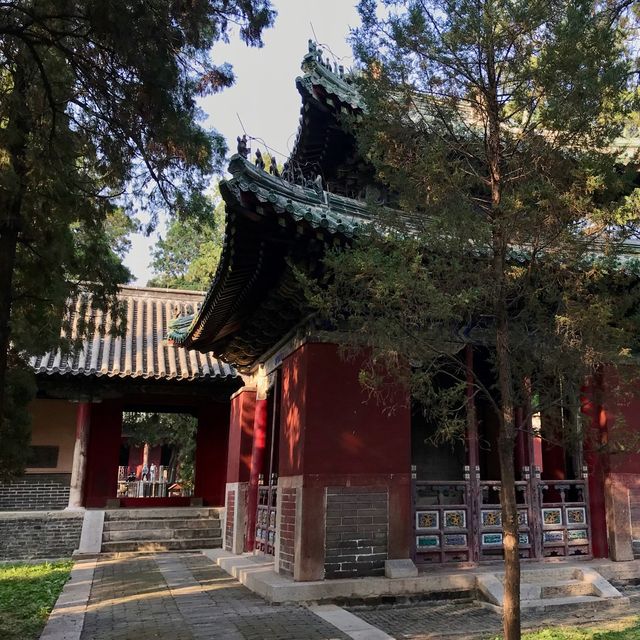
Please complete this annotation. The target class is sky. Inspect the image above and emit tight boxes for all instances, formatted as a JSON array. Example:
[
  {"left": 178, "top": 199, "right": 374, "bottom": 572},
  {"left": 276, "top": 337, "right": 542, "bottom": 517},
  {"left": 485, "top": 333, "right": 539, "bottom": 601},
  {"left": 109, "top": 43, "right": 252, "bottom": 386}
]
[{"left": 124, "top": 0, "right": 361, "bottom": 285}]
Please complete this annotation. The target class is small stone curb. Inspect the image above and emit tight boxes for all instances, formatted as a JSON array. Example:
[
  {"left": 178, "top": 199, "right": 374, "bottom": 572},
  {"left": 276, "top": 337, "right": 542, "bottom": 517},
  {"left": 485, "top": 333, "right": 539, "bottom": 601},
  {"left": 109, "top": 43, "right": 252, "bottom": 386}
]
[{"left": 39, "top": 557, "right": 95, "bottom": 640}]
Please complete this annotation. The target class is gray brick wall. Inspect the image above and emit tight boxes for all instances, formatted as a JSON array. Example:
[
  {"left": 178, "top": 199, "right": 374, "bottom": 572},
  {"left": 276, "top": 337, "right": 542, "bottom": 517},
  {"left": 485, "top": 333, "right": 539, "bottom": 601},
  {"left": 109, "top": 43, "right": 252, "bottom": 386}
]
[
  {"left": 225, "top": 489, "right": 235, "bottom": 551},
  {"left": 0, "top": 511, "right": 83, "bottom": 560},
  {"left": 278, "top": 488, "right": 296, "bottom": 576},
  {"left": 324, "top": 486, "right": 388, "bottom": 579},
  {"left": 0, "top": 473, "right": 71, "bottom": 511}
]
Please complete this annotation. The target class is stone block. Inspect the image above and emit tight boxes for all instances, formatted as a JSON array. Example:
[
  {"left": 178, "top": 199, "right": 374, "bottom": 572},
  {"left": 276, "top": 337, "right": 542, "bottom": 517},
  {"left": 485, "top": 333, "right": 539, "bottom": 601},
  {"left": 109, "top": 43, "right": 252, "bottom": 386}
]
[
  {"left": 605, "top": 475, "right": 635, "bottom": 562},
  {"left": 384, "top": 559, "right": 418, "bottom": 579}
]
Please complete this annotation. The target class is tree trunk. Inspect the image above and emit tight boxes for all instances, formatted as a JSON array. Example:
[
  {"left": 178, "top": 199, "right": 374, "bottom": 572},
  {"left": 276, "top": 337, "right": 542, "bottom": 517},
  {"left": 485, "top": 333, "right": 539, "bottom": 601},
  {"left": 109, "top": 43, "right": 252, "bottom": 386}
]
[
  {"left": 494, "top": 241, "right": 521, "bottom": 640},
  {"left": 0, "top": 223, "right": 19, "bottom": 432},
  {"left": 484, "top": 15, "right": 521, "bottom": 635},
  {"left": 496, "top": 325, "right": 521, "bottom": 640},
  {"left": 0, "top": 56, "right": 29, "bottom": 446}
]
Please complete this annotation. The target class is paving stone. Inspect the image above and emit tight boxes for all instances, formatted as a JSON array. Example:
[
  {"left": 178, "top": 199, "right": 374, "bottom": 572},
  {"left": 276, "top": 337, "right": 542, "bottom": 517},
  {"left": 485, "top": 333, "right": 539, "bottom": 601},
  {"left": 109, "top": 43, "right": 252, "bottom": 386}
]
[
  {"left": 79, "top": 552, "right": 349, "bottom": 640},
  {"left": 349, "top": 595, "right": 637, "bottom": 640}
]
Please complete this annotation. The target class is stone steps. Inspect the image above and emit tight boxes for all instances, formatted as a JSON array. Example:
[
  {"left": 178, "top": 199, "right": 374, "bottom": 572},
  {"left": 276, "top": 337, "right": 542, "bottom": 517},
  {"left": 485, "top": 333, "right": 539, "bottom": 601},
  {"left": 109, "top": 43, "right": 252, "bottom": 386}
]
[
  {"left": 101, "top": 538, "right": 222, "bottom": 553},
  {"left": 103, "top": 527, "right": 221, "bottom": 542},
  {"left": 520, "top": 594, "right": 630, "bottom": 613},
  {"left": 105, "top": 518, "right": 217, "bottom": 531},
  {"left": 509, "top": 567, "right": 579, "bottom": 583},
  {"left": 540, "top": 579, "right": 594, "bottom": 598},
  {"left": 104, "top": 507, "right": 219, "bottom": 520},
  {"left": 477, "top": 566, "right": 629, "bottom": 614},
  {"left": 100, "top": 507, "right": 223, "bottom": 553}
]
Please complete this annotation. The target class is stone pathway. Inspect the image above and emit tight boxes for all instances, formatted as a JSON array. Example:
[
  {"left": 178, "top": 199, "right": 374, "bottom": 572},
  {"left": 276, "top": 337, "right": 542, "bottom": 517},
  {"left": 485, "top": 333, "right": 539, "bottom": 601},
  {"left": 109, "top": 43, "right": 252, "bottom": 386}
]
[
  {"left": 80, "top": 553, "right": 349, "bottom": 640},
  {"left": 50, "top": 553, "right": 640, "bottom": 640},
  {"left": 349, "top": 588, "right": 640, "bottom": 640}
]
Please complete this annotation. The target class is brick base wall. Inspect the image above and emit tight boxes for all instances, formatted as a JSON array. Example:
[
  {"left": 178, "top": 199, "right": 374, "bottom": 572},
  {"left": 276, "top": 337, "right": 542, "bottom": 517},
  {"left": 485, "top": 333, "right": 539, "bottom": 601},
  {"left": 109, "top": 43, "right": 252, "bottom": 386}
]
[
  {"left": 225, "top": 489, "right": 235, "bottom": 551},
  {"left": 0, "top": 473, "right": 71, "bottom": 511},
  {"left": 0, "top": 511, "right": 83, "bottom": 560},
  {"left": 630, "top": 486, "right": 640, "bottom": 538},
  {"left": 324, "top": 486, "right": 388, "bottom": 578},
  {"left": 279, "top": 488, "right": 296, "bottom": 575}
]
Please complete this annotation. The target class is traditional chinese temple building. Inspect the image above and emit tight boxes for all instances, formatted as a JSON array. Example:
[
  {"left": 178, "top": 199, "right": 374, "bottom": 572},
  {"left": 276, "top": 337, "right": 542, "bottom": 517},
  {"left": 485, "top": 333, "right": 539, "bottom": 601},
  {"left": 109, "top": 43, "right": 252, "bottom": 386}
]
[
  {"left": 3, "top": 43, "right": 639, "bottom": 576},
  {"left": 166, "top": 42, "right": 640, "bottom": 581}
]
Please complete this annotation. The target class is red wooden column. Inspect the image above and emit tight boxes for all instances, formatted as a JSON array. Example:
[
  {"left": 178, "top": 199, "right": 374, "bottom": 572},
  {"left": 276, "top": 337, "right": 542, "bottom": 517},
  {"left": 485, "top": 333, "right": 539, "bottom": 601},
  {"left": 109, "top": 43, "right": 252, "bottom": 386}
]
[
  {"left": 515, "top": 408, "right": 528, "bottom": 473},
  {"left": 194, "top": 402, "right": 231, "bottom": 506},
  {"left": 582, "top": 387, "right": 609, "bottom": 558},
  {"left": 226, "top": 388, "right": 256, "bottom": 485},
  {"left": 465, "top": 346, "right": 480, "bottom": 562},
  {"left": 67, "top": 401, "right": 91, "bottom": 509},
  {"left": 84, "top": 400, "right": 123, "bottom": 508},
  {"left": 245, "top": 394, "right": 268, "bottom": 552},
  {"left": 224, "top": 387, "right": 256, "bottom": 554}
]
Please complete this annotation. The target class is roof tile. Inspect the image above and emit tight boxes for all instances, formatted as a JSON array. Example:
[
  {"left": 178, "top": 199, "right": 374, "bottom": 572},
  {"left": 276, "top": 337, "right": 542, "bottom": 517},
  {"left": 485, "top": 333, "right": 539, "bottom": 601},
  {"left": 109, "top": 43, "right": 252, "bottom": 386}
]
[{"left": 30, "top": 286, "right": 237, "bottom": 382}]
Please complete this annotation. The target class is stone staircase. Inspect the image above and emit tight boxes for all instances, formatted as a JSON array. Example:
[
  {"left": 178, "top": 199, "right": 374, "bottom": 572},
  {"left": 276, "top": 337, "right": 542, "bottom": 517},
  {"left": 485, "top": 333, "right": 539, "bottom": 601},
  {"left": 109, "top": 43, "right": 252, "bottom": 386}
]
[
  {"left": 477, "top": 565, "right": 630, "bottom": 614},
  {"left": 101, "top": 507, "right": 223, "bottom": 553}
]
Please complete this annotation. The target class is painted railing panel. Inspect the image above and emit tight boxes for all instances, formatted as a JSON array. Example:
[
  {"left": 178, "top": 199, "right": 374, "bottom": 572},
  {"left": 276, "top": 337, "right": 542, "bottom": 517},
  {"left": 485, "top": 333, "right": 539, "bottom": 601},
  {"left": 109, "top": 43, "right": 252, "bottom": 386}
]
[
  {"left": 412, "top": 467, "right": 592, "bottom": 564},
  {"left": 478, "top": 480, "right": 533, "bottom": 560},
  {"left": 413, "top": 480, "right": 472, "bottom": 564},
  {"left": 540, "top": 478, "right": 591, "bottom": 558},
  {"left": 255, "top": 483, "right": 277, "bottom": 556}
]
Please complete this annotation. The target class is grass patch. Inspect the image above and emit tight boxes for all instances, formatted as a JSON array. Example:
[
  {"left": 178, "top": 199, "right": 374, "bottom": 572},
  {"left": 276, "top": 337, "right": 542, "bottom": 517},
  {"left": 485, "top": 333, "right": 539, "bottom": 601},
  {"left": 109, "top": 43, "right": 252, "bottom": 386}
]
[
  {"left": 487, "top": 617, "right": 640, "bottom": 639},
  {"left": 0, "top": 561, "right": 73, "bottom": 640},
  {"left": 522, "top": 618, "right": 640, "bottom": 639}
]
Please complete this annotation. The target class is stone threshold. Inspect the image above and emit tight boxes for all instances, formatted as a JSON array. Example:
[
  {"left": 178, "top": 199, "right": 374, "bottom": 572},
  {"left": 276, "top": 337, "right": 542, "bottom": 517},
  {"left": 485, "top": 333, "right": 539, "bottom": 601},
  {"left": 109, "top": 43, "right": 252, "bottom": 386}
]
[
  {"left": 202, "top": 549, "right": 640, "bottom": 606},
  {"left": 202, "top": 549, "right": 476, "bottom": 603}
]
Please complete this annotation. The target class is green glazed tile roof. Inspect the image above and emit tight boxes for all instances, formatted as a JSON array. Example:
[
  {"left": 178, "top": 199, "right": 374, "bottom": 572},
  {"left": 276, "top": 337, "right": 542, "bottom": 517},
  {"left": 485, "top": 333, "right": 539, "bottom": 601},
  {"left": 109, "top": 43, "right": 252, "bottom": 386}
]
[
  {"left": 296, "top": 46, "right": 365, "bottom": 112},
  {"left": 223, "top": 155, "right": 371, "bottom": 236},
  {"left": 167, "top": 155, "right": 374, "bottom": 350}
]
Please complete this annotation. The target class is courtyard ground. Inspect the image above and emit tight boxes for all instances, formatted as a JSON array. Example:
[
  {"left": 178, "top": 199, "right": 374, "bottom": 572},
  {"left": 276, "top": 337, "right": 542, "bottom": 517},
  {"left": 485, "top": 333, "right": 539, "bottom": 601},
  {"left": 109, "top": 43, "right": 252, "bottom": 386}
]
[
  {"left": 0, "top": 560, "right": 73, "bottom": 640},
  {"left": 38, "top": 552, "right": 640, "bottom": 640},
  {"left": 350, "top": 599, "right": 640, "bottom": 639}
]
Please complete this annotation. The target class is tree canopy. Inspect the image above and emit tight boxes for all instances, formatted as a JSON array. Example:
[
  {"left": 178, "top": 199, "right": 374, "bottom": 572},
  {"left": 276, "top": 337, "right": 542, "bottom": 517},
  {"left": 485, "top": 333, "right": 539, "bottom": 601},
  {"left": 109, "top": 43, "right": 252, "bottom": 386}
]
[
  {"left": 122, "top": 412, "right": 198, "bottom": 488},
  {"left": 0, "top": 0, "right": 275, "bottom": 479},
  {"left": 304, "top": 1, "right": 640, "bottom": 637},
  {"left": 148, "top": 195, "right": 225, "bottom": 291}
]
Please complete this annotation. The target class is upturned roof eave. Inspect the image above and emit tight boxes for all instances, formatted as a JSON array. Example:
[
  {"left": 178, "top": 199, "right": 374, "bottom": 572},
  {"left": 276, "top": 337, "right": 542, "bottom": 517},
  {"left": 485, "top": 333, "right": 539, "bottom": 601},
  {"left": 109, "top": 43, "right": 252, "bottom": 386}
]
[{"left": 169, "top": 155, "right": 374, "bottom": 362}]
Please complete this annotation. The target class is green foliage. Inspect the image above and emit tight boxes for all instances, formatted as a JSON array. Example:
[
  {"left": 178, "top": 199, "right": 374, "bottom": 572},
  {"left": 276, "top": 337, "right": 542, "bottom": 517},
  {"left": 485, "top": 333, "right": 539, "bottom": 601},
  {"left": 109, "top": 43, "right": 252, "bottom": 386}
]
[
  {"left": 311, "top": 7, "right": 640, "bottom": 631},
  {"left": 0, "top": 0, "right": 275, "bottom": 478},
  {"left": 0, "top": 359, "right": 36, "bottom": 481},
  {"left": 123, "top": 412, "right": 198, "bottom": 487},
  {"left": 0, "top": 561, "right": 73, "bottom": 640},
  {"left": 308, "top": 0, "right": 640, "bottom": 449},
  {"left": 516, "top": 617, "right": 640, "bottom": 639},
  {"left": 148, "top": 196, "right": 225, "bottom": 291}
]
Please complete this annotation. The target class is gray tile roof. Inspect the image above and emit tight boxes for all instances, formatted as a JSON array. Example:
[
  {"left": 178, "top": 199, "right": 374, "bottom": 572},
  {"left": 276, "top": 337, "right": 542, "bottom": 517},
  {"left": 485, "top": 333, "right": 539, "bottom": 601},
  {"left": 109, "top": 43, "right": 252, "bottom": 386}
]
[{"left": 30, "top": 286, "right": 237, "bottom": 382}]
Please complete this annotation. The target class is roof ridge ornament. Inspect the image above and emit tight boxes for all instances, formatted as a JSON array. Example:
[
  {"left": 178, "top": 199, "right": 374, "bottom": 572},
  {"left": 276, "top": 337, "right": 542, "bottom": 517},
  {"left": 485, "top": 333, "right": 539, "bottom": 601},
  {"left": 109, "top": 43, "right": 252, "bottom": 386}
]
[
  {"left": 254, "top": 148, "right": 265, "bottom": 170},
  {"left": 237, "top": 134, "right": 249, "bottom": 159}
]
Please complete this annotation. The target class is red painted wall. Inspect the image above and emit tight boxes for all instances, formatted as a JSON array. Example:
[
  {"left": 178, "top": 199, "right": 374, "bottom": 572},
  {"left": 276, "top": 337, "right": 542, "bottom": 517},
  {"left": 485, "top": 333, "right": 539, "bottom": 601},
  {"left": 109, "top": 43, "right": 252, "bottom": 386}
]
[
  {"left": 85, "top": 399, "right": 123, "bottom": 507},
  {"left": 226, "top": 388, "right": 256, "bottom": 483},
  {"left": 126, "top": 444, "right": 162, "bottom": 477},
  {"left": 581, "top": 385, "right": 609, "bottom": 558},
  {"left": 279, "top": 346, "right": 308, "bottom": 477},
  {"left": 195, "top": 402, "right": 230, "bottom": 505},
  {"left": 279, "top": 343, "right": 411, "bottom": 477},
  {"left": 278, "top": 342, "right": 413, "bottom": 570},
  {"left": 607, "top": 393, "right": 640, "bottom": 473}
]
